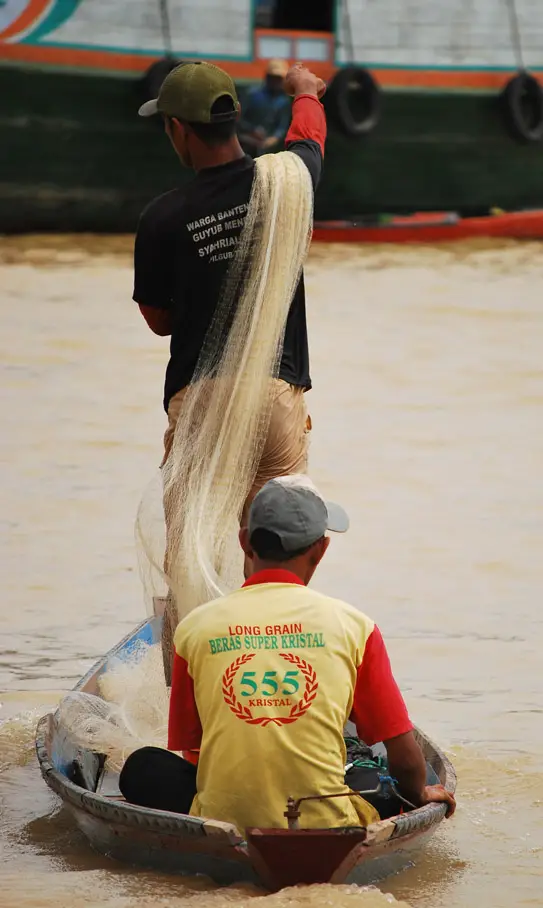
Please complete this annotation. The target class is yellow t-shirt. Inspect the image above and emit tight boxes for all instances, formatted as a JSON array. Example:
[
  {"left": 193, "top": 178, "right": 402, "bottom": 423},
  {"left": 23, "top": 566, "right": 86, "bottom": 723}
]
[{"left": 169, "top": 569, "right": 412, "bottom": 835}]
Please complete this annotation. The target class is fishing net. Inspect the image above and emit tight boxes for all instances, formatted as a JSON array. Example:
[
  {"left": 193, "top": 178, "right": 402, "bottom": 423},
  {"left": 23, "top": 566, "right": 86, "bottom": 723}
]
[
  {"left": 136, "top": 150, "right": 313, "bottom": 625},
  {"left": 57, "top": 642, "right": 168, "bottom": 771},
  {"left": 55, "top": 152, "right": 314, "bottom": 765}
]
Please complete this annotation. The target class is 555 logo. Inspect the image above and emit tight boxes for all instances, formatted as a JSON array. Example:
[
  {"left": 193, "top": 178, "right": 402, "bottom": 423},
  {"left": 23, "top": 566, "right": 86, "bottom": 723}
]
[{"left": 222, "top": 652, "right": 318, "bottom": 726}]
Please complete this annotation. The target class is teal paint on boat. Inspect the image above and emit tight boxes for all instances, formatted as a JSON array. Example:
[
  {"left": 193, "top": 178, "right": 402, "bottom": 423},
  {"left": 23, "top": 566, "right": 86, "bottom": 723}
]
[{"left": 22, "top": 0, "right": 83, "bottom": 44}]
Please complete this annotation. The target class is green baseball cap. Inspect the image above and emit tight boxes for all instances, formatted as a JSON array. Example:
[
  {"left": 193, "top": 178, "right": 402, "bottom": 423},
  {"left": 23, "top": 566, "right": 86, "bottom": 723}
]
[
  {"left": 138, "top": 61, "right": 240, "bottom": 122},
  {"left": 248, "top": 475, "right": 349, "bottom": 553}
]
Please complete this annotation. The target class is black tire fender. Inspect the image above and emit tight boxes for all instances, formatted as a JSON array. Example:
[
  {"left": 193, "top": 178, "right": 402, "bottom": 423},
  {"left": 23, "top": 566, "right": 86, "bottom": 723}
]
[
  {"left": 501, "top": 71, "right": 543, "bottom": 143},
  {"left": 327, "top": 66, "right": 381, "bottom": 137}
]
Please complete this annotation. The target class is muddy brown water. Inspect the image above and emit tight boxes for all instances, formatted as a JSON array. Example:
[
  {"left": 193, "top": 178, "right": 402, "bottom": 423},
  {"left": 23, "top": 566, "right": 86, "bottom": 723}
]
[{"left": 1, "top": 237, "right": 542, "bottom": 907}]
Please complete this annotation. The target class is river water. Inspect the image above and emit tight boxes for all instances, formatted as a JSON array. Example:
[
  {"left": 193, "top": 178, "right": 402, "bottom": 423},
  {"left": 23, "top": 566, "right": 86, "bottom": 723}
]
[{"left": 1, "top": 237, "right": 542, "bottom": 908}]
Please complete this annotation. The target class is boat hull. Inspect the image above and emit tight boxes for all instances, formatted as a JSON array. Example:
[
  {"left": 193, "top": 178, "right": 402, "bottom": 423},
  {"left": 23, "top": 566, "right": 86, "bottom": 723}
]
[
  {"left": 313, "top": 209, "right": 543, "bottom": 243},
  {"left": 61, "top": 788, "right": 440, "bottom": 887},
  {"left": 3, "top": 65, "right": 543, "bottom": 233},
  {"left": 41, "top": 760, "right": 259, "bottom": 884}
]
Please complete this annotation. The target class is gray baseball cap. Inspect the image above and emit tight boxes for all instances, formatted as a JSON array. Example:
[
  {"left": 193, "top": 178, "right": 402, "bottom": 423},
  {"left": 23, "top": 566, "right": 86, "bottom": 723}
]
[{"left": 248, "top": 475, "right": 349, "bottom": 553}]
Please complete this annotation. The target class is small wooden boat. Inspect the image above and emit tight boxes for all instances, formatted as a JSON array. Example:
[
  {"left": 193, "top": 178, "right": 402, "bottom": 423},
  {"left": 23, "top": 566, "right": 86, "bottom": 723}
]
[
  {"left": 35, "top": 617, "right": 456, "bottom": 890},
  {"left": 313, "top": 208, "right": 543, "bottom": 243}
]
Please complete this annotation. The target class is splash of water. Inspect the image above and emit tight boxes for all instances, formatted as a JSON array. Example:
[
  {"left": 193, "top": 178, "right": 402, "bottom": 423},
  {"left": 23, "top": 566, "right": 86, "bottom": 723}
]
[
  {"left": 0, "top": 872, "right": 411, "bottom": 908},
  {"left": 0, "top": 708, "right": 43, "bottom": 773}
]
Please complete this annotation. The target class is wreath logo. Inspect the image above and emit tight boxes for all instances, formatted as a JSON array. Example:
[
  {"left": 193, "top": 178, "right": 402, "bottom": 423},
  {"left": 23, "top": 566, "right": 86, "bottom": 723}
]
[{"left": 222, "top": 652, "right": 319, "bottom": 726}]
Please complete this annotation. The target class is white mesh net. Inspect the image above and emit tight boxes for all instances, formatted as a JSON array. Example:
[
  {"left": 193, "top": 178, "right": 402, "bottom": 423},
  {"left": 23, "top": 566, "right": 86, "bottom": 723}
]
[
  {"left": 135, "top": 472, "right": 169, "bottom": 615},
  {"left": 136, "top": 150, "right": 313, "bottom": 623},
  {"left": 57, "top": 642, "right": 167, "bottom": 771}
]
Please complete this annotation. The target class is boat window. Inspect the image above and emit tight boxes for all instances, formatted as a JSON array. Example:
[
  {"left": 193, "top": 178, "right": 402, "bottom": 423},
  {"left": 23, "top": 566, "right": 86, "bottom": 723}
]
[{"left": 255, "top": 0, "right": 334, "bottom": 33}]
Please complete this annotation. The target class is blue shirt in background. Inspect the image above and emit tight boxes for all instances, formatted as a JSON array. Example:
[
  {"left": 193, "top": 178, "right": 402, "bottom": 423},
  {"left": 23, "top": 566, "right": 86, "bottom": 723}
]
[{"left": 239, "top": 86, "right": 292, "bottom": 142}]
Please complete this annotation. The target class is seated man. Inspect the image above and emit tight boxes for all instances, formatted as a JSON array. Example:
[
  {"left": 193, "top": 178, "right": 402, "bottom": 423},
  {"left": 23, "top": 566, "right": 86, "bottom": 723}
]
[
  {"left": 120, "top": 475, "right": 456, "bottom": 832},
  {"left": 238, "top": 59, "right": 291, "bottom": 156}
]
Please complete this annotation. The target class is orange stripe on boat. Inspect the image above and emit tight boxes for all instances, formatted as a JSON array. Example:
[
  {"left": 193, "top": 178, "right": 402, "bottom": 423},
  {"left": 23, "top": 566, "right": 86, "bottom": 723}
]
[
  {"left": 374, "top": 68, "right": 543, "bottom": 90},
  {"left": 0, "top": 41, "right": 158, "bottom": 71},
  {"left": 0, "top": 42, "right": 333, "bottom": 79},
  {"left": 1, "top": 39, "right": 542, "bottom": 91},
  {"left": 0, "top": 0, "right": 51, "bottom": 41}
]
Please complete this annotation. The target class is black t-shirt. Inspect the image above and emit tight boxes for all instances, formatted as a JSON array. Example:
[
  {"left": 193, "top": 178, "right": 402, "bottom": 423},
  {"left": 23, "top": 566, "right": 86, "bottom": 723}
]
[{"left": 133, "top": 140, "right": 322, "bottom": 411}]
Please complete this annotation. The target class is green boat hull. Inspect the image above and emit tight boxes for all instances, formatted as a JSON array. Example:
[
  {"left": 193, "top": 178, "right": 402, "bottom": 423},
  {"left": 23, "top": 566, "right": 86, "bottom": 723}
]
[{"left": 2, "top": 66, "right": 543, "bottom": 233}]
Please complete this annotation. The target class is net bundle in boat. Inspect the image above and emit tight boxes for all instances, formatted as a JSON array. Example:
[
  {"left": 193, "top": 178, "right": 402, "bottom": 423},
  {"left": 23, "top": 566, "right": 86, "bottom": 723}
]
[
  {"left": 136, "top": 150, "right": 313, "bottom": 624},
  {"left": 57, "top": 642, "right": 168, "bottom": 771}
]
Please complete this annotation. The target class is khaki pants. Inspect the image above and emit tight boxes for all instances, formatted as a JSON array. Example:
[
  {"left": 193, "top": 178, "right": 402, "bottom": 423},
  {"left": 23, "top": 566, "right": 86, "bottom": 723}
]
[
  {"left": 160, "top": 379, "right": 311, "bottom": 682},
  {"left": 162, "top": 379, "right": 310, "bottom": 483}
]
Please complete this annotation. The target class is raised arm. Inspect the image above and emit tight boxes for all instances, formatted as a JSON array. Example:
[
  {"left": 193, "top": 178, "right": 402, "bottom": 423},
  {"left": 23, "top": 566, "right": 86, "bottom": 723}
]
[{"left": 284, "top": 64, "right": 327, "bottom": 190}]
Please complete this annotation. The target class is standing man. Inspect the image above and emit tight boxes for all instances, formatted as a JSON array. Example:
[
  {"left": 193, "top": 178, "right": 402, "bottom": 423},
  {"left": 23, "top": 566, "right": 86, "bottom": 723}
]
[
  {"left": 134, "top": 61, "right": 326, "bottom": 678},
  {"left": 238, "top": 58, "right": 291, "bottom": 156},
  {"left": 134, "top": 60, "right": 325, "bottom": 489}
]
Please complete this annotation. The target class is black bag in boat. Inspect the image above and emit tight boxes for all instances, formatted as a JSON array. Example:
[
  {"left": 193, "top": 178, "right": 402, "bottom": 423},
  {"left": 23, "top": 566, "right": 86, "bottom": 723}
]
[{"left": 344, "top": 737, "right": 404, "bottom": 820}]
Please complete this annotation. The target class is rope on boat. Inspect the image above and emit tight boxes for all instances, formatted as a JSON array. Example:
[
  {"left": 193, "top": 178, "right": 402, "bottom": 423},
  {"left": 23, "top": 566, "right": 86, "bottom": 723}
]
[
  {"left": 344, "top": 736, "right": 387, "bottom": 772},
  {"left": 506, "top": 0, "right": 525, "bottom": 71},
  {"left": 339, "top": 0, "right": 355, "bottom": 65},
  {"left": 159, "top": 0, "right": 173, "bottom": 58},
  {"left": 343, "top": 737, "right": 417, "bottom": 810}
]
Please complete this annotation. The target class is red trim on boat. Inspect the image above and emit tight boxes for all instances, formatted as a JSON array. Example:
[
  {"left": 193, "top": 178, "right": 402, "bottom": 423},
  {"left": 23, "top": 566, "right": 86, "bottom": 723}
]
[{"left": 312, "top": 210, "right": 543, "bottom": 244}]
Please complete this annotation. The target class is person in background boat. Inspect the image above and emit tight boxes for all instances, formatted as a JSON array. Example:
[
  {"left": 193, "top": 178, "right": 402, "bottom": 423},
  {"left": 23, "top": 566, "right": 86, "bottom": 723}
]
[
  {"left": 237, "top": 58, "right": 291, "bottom": 157},
  {"left": 119, "top": 476, "right": 456, "bottom": 833}
]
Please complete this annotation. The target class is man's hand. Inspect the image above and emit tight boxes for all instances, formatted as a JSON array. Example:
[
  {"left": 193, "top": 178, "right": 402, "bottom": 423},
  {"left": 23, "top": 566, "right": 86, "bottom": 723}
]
[
  {"left": 285, "top": 63, "right": 326, "bottom": 100},
  {"left": 262, "top": 135, "right": 280, "bottom": 150},
  {"left": 384, "top": 730, "right": 456, "bottom": 818},
  {"left": 421, "top": 784, "right": 456, "bottom": 818}
]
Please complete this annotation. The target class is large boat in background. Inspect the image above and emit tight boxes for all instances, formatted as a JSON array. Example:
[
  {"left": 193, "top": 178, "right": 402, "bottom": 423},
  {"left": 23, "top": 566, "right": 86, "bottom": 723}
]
[{"left": 2, "top": 0, "right": 543, "bottom": 233}]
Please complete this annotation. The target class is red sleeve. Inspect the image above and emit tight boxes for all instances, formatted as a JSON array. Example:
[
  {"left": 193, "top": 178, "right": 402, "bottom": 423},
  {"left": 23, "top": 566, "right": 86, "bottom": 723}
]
[
  {"left": 349, "top": 626, "right": 413, "bottom": 746},
  {"left": 168, "top": 652, "right": 203, "bottom": 751},
  {"left": 285, "top": 94, "right": 327, "bottom": 156}
]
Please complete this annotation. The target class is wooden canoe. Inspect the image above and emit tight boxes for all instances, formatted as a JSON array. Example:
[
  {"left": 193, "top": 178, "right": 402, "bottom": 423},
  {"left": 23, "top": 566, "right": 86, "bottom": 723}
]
[
  {"left": 312, "top": 209, "right": 543, "bottom": 243},
  {"left": 35, "top": 617, "right": 456, "bottom": 890}
]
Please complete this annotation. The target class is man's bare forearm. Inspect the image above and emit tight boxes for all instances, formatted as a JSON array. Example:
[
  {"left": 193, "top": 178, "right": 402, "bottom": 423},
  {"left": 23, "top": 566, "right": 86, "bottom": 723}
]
[
  {"left": 384, "top": 730, "right": 456, "bottom": 816},
  {"left": 384, "top": 731, "right": 428, "bottom": 805}
]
